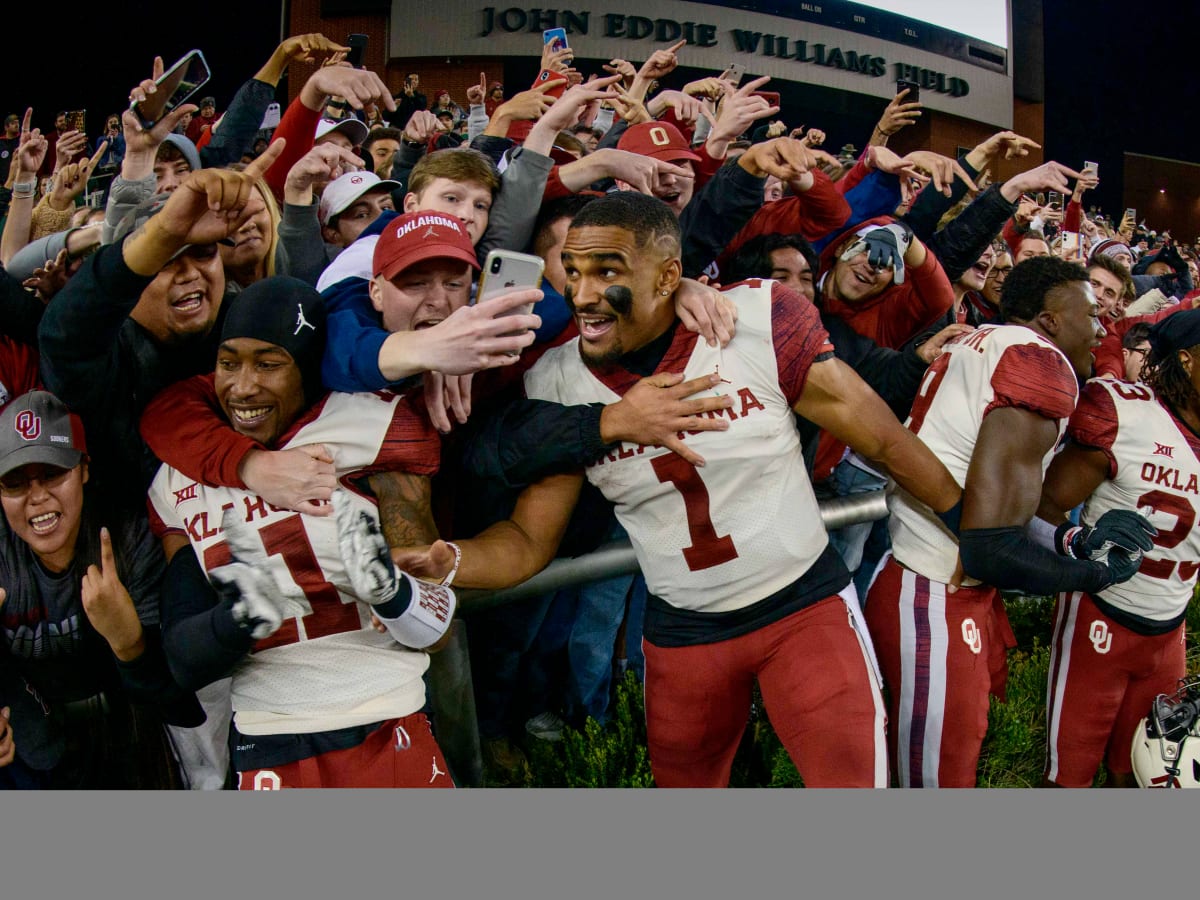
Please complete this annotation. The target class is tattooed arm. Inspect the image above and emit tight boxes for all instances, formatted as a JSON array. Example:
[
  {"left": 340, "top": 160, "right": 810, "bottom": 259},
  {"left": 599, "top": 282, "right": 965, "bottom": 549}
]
[{"left": 366, "top": 470, "right": 438, "bottom": 548}]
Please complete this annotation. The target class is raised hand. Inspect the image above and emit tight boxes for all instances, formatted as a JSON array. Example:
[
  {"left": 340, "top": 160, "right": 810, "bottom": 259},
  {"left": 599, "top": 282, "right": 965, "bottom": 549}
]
[
  {"left": 53, "top": 129, "right": 89, "bottom": 173},
  {"left": 902, "top": 150, "right": 978, "bottom": 197},
  {"left": 466, "top": 71, "right": 488, "bottom": 106},
  {"left": 80, "top": 527, "right": 145, "bottom": 661},
  {"left": 278, "top": 32, "right": 349, "bottom": 66},
  {"left": 12, "top": 109, "right": 48, "bottom": 179},
  {"left": 283, "top": 143, "right": 364, "bottom": 206},
  {"left": 637, "top": 39, "right": 687, "bottom": 81},
  {"left": 875, "top": 88, "right": 922, "bottom": 138},
  {"left": 48, "top": 141, "right": 107, "bottom": 210}
]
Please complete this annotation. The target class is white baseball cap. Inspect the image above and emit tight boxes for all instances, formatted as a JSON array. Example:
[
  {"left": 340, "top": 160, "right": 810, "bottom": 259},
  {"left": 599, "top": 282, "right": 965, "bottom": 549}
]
[
  {"left": 314, "top": 117, "right": 369, "bottom": 147},
  {"left": 318, "top": 170, "right": 401, "bottom": 226}
]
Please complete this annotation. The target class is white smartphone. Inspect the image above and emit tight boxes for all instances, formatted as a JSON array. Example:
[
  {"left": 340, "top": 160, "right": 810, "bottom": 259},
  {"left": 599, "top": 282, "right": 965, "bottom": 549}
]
[
  {"left": 475, "top": 249, "right": 545, "bottom": 353},
  {"left": 131, "top": 49, "right": 211, "bottom": 129},
  {"left": 1059, "top": 231, "right": 1081, "bottom": 261},
  {"left": 1084, "top": 160, "right": 1098, "bottom": 178}
]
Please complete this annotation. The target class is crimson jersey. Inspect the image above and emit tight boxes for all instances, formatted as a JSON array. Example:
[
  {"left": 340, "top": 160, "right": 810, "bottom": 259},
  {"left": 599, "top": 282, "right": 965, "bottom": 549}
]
[
  {"left": 148, "top": 389, "right": 441, "bottom": 736},
  {"left": 889, "top": 324, "right": 1079, "bottom": 584},
  {"left": 1067, "top": 378, "right": 1200, "bottom": 626},
  {"left": 524, "top": 279, "right": 834, "bottom": 613}
]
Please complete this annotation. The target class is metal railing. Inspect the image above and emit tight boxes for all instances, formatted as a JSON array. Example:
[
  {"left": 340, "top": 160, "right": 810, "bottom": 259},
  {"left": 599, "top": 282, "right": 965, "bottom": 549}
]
[{"left": 429, "top": 489, "right": 890, "bottom": 786}]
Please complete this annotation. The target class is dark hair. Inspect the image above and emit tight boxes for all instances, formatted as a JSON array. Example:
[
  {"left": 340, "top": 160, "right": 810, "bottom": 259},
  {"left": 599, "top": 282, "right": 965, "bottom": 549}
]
[
  {"left": 1088, "top": 253, "right": 1135, "bottom": 300},
  {"left": 1122, "top": 321, "right": 1151, "bottom": 351},
  {"left": 569, "top": 190, "right": 680, "bottom": 253},
  {"left": 724, "top": 233, "right": 818, "bottom": 285},
  {"left": 362, "top": 127, "right": 404, "bottom": 154},
  {"left": 532, "top": 194, "right": 598, "bottom": 257},
  {"left": 1000, "top": 255, "right": 1089, "bottom": 324},
  {"left": 1143, "top": 341, "right": 1200, "bottom": 414}
]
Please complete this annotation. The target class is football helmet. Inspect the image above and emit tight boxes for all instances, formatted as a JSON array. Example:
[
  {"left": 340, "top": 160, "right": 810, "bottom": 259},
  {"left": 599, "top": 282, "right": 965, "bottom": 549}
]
[{"left": 1131, "top": 676, "right": 1200, "bottom": 788}]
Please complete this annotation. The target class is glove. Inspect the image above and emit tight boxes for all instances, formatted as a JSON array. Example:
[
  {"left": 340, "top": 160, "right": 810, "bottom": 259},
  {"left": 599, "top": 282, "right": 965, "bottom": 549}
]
[
  {"left": 211, "top": 508, "right": 296, "bottom": 640},
  {"left": 1060, "top": 509, "right": 1157, "bottom": 560},
  {"left": 332, "top": 490, "right": 399, "bottom": 607},
  {"left": 1099, "top": 545, "right": 1144, "bottom": 588},
  {"left": 851, "top": 223, "right": 914, "bottom": 284}
]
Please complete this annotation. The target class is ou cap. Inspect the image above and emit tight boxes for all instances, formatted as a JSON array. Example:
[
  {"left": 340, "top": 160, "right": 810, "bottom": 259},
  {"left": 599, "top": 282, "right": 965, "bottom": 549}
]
[
  {"left": 617, "top": 121, "right": 701, "bottom": 164},
  {"left": 0, "top": 391, "right": 86, "bottom": 479},
  {"left": 318, "top": 170, "right": 401, "bottom": 226},
  {"left": 372, "top": 211, "right": 480, "bottom": 280}
]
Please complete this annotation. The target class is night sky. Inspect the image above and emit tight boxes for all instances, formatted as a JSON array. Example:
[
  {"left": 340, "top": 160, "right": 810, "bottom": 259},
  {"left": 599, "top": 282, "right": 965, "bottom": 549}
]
[{"left": 4, "top": 1, "right": 1196, "bottom": 219}]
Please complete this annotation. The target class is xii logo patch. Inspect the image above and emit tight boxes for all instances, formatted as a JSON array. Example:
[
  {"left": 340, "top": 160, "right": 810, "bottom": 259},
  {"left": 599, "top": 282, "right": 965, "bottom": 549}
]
[{"left": 1154, "top": 443, "right": 1175, "bottom": 458}]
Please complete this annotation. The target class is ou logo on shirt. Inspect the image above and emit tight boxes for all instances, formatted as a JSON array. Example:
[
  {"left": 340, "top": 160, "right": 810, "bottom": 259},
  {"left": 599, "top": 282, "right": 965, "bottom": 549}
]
[{"left": 961, "top": 618, "right": 982, "bottom": 655}]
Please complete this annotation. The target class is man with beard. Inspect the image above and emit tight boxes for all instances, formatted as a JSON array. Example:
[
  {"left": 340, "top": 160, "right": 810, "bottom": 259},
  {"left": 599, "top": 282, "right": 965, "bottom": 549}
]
[{"left": 390, "top": 191, "right": 966, "bottom": 787}]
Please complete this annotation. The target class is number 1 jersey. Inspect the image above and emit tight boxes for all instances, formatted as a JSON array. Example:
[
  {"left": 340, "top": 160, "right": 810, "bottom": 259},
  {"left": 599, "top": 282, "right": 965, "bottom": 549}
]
[{"left": 524, "top": 280, "right": 834, "bottom": 614}]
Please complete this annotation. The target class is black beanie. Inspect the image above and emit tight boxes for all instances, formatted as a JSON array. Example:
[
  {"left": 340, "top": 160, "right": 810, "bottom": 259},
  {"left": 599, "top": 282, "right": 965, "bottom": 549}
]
[{"left": 220, "top": 276, "right": 327, "bottom": 405}]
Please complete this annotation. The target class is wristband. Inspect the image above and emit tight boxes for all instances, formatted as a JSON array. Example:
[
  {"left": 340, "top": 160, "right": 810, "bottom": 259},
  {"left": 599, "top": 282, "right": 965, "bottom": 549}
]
[
  {"left": 1054, "top": 521, "right": 1083, "bottom": 558},
  {"left": 12, "top": 180, "right": 35, "bottom": 199},
  {"left": 441, "top": 541, "right": 462, "bottom": 587},
  {"left": 378, "top": 572, "right": 457, "bottom": 649}
]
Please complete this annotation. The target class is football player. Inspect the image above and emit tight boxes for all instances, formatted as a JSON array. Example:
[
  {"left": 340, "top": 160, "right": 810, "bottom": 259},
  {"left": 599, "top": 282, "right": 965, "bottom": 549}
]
[
  {"left": 864, "top": 255, "right": 1156, "bottom": 788},
  {"left": 150, "top": 277, "right": 457, "bottom": 789},
  {"left": 1036, "top": 311, "right": 1200, "bottom": 788}
]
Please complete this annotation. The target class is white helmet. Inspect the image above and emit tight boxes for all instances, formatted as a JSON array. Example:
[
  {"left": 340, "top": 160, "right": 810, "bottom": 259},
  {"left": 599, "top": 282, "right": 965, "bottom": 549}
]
[{"left": 1131, "top": 676, "right": 1200, "bottom": 788}]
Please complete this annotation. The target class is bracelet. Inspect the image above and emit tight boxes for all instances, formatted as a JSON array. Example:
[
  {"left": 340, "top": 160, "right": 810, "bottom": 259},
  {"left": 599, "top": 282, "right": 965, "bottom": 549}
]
[
  {"left": 441, "top": 541, "right": 462, "bottom": 587},
  {"left": 12, "top": 180, "right": 36, "bottom": 199}
]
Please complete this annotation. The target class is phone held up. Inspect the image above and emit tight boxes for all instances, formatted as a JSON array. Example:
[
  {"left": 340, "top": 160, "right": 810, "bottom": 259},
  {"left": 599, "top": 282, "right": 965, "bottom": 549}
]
[
  {"left": 896, "top": 79, "right": 920, "bottom": 103},
  {"left": 543, "top": 27, "right": 569, "bottom": 54},
  {"left": 130, "top": 49, "right": 212, "bottom": 129},
  {"left": 346, "top": 33, "right": 368, "bottom": 69},
  {"left": 476, "top": 250, "right": 545, "bottom": 355}
]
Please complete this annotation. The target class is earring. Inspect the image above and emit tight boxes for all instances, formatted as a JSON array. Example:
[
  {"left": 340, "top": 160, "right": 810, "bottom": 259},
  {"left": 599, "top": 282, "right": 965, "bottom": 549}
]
[{"left": 660, "top": 289, "right": 669, "bottom": 296}]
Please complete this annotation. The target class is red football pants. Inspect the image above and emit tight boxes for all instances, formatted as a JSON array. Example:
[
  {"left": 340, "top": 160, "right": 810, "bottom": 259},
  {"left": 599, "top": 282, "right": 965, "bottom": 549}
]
[
  {"left": 237, "top": 713, "right": 454, "bottom": 789},
  {"left": 642, "top": 594, "right": 888, "bottom": 788},
  {"left": 864, "top": 556, "right": 1015, "bottom": 788},
  {"left": 1044, "top": 591, "right": 1186, "bottom": 787}
]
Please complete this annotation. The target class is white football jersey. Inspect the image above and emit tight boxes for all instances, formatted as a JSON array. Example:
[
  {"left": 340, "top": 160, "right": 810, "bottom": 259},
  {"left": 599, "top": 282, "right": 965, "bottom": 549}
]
[
  {"left": 889, "top": 323, "right": 1079, "bottom": 584},
  {"left": 524, "top": 280, "right": 834, "bottom": 613},
  {"left": 1069, "top": 378, "right": 1200, "bottom": 622},
  {"left": 149, "top": 389, "right": 441, "bottom": 735}
]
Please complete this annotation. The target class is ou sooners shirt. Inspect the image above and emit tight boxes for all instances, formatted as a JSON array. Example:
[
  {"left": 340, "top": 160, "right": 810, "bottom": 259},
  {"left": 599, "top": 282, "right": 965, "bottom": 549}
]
[
  {"left": 889, "top": 323, "right": 1079, "bottom": 585},
  {"left": 148, "top": 386, "right": 441, "bottom": 736},
  {"left": 1068, "top": 378, "right": 1200, "bottom": 629},
  {"left": 523, "top": 280, "right": 833, "bottom": 614}
]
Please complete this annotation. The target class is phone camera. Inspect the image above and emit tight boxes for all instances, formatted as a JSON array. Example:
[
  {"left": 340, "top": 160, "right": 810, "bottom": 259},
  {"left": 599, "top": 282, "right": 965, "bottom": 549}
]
[{"left": 491, "top": 258, "right": 502, "bottom": 274}]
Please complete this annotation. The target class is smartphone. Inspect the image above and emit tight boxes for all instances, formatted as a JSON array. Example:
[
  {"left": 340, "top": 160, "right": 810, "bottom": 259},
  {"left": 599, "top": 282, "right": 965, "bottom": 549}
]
[
  {"left": 476, "top": 249, "right": 545, "bottom": 355},
  {"left": 722, "top": 63, "right": 746, "bottom": 86},
  {"left": 535, "top": 68, "right": 569, "bottom": 100},
  {"left": 131, "top": 49, "right": 211, "bottom": 129},
  {"left": 1125, "top": 207, "right": 1137, "bottom": 223},
  {"left": 1047, "top": 190, "right": 1062, "bottom": 210},
  {"left": 543, "top": 27, "right": 569, "bottom": 53},
  {"left": 1059, "top": 231, "right": 1081, "bottom": 261},
  {"left": 752, "top": 91, "right": 781, "bottom": 107},
  {"left": 68, "top": 110, "right": 86, "bottom": 133},
  {"left": 1084, "top": 160, "right": 1099, "bottom": 178},
  {"left": 346, "top": 33, "right": 368, "bottom": 69},
  {"left": 896, "top": 79, "right": 920, "bottom": 103}
]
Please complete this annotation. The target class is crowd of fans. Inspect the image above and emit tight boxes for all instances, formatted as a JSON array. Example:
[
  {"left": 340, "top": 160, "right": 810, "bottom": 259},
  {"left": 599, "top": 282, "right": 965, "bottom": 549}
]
[{"left": 1, "top": 28, "right": 1197, "bottom": 790}]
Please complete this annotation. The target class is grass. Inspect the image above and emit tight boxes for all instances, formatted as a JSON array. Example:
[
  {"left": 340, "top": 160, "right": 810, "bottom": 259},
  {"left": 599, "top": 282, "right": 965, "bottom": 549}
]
[{"left": 501, "top": 593, "right": 1199, "bottom": 789}]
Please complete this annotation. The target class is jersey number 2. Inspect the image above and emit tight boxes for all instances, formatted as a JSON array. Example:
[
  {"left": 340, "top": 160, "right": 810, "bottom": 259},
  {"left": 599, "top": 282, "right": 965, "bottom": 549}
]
[{"left": 651, "top": 453, "right": 739, "bottom": 571}]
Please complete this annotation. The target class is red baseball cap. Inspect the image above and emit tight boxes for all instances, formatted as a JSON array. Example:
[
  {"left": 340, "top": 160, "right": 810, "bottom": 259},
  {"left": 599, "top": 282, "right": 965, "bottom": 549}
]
[
  {"left": 617, "top": 121, "right": 701, "bottom": 163},
  {"left": 372, "top": 211, "right": 480, "bottom": 280}
]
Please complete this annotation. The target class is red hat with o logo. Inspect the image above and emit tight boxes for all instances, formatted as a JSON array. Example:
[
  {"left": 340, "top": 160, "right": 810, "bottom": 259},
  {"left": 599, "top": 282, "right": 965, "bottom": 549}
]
[
  {"left": 372, "top": 211, "right": 480, "bottom": 280},
  {"left": 617, "top": 121, "right": 701, "bottom": 163}
]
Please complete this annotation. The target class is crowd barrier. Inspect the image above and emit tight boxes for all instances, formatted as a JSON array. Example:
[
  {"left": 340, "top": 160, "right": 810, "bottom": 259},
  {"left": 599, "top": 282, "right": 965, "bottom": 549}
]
[{"left": 429, "top": 489, "right": 891, "bottom": 786}]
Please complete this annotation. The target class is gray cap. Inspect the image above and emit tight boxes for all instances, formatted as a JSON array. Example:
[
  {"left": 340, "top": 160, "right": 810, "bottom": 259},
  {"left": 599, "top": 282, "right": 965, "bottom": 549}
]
[
  {"left": 161, "top": 133, "right": 201, "bottom": 172},
  {"left": 0, "top": 391, "right": 85, "bottom": 479}
]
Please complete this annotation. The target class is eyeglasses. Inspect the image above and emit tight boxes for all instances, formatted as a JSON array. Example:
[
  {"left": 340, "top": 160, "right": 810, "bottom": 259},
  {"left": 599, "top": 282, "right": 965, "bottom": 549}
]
[
  {"left": 1129, "top": 346, "right": 1151, "bottom": 358},
  {"left": 0, "top": 464, "right": 73, "bottom": 497}
]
